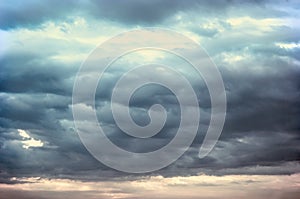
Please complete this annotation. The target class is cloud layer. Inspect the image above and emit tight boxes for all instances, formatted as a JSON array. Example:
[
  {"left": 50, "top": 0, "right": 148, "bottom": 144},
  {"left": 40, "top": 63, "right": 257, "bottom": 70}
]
[{"left": 0, "top": 0, "right": 299, "bottom": 189}]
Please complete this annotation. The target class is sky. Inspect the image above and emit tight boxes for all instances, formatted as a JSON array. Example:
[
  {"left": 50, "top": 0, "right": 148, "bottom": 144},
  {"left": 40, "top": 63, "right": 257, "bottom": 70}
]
[{"left": 0, "top": 0, "right": 300, "bottom": 198}]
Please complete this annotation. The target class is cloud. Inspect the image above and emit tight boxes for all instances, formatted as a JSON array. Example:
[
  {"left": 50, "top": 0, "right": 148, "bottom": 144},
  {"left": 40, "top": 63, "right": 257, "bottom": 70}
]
[
  {"left": 0, "top": 0, "right": 79, "bottom": 30},
  {"left": 0, "top": 174, "right": 300, "bottom": 199},
  {"left": 0, "top": 0, "right": 299, "bottom": 186},
  {"left": 0, "top": 52, "right": 76, "bottom": 94},
  {"left": 1, "top": 0, "right": 294, "bottom": 29},
  {"left": 17, "top": 129, "right": 44, "bottom": 149}
]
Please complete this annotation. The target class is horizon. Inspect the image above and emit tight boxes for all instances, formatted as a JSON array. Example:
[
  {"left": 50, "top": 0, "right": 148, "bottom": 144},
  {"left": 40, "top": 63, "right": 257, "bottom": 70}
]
[{"left": 0, "top": 0, "right": 300, "bottom": 198}]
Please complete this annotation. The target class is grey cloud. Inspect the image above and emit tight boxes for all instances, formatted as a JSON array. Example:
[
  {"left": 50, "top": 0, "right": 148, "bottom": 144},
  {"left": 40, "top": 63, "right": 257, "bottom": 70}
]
[
  {"left": 0, "top": 0, "right": 290, "bottom": 29},
  {"left": 203, "top": 26, "right": 300, "bottom": 56},
  {"left": 0, "top": 53, "right": 76, "bottom": 95},
  {"left": 190, "top": 26, "right": 219, "bottom": 38},
  {"left": 220, "top": 56, "right": 300, "bottom": 136},
  {"left": 1, "top": 43, "right": 300, "bottom": 183},
  {"left": 0, "top": 0, "right": 79, "bottom": 30}
]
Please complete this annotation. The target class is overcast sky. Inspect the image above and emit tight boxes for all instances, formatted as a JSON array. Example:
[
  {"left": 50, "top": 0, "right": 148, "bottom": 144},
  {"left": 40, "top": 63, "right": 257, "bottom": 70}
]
[{"left": 0, "top": 0, "right": 300, "bottom": 198}]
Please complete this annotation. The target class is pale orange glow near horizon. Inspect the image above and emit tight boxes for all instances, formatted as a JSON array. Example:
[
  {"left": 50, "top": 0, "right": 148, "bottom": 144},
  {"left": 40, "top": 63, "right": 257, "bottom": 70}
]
[{"left": 1, "top": 174, "right": 299, "bottom": 199}]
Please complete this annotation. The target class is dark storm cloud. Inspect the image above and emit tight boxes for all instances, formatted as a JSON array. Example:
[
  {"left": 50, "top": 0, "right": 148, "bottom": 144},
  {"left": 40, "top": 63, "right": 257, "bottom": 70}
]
[
  {"left": 84, "top": 0, "right": 261, "bottom": 25},
  {"left": 1, "top": 43, "right": 300, "bottom": 184},
  {"left": 0, "top": 51, "right": 107, "bottom": 182},
  {"left": 0, "top": 0, "right": 287, "bottom": 29},
  {"left": 0, "top": 0, "right": 79, "bottom": 30},
  {"left": 0, "top": 52, "right": 76, "bottom": 95},
  {"left": 220, "top": 57, "right": 300, "bottom": 136}
]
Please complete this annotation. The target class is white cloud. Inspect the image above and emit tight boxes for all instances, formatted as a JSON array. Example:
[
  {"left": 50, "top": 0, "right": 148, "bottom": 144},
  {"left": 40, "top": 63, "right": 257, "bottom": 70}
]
[
  {"left": 276, "top": 42, "right": 300, "bottom": 49},
  {"left": 17, "top": 129, "right": 30, "bottom": 139},
  {"left": 18, "top": 129, "right": 44, "bottom": 149}
]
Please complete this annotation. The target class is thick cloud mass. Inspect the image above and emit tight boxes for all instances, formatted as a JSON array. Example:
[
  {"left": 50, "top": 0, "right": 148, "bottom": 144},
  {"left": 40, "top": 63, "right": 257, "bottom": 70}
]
[
  {"left": 0, "top": 0, "right": 300, "bottom": 184},
  {"left": 0, "top": 0, "right": 288, "bottom": 29}
]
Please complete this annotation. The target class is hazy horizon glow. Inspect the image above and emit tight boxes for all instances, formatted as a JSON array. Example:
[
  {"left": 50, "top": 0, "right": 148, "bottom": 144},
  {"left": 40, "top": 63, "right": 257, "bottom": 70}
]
[
  {"left": 0, "top": 0, "right": 299, "bottom": 198},
  {"left": 1, "top": 174, "right": 300, "bottom": 199}
]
